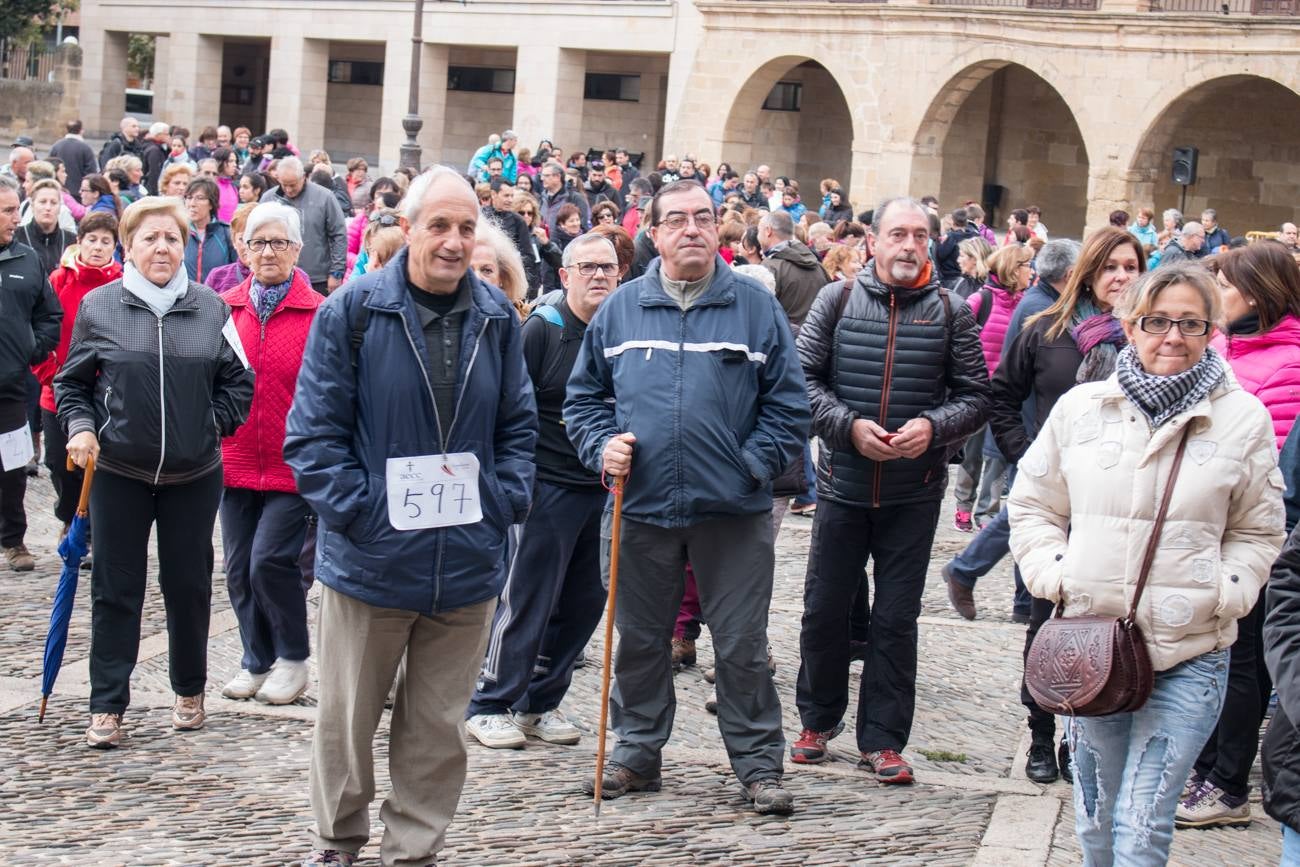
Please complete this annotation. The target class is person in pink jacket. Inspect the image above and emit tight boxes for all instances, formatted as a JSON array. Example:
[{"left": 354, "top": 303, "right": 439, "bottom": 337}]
[
  {"left": 217, "top": 201, "right": 323, "bottom": 707},
  {"left": 212, "top": 147, "right": 241, "bottom": 223},
  {"left": 953, "top": 243, "right": 1031, "bottom": 531},
  {"left": 1180, "top": 239, "right": 1300, "bottom": 828}
]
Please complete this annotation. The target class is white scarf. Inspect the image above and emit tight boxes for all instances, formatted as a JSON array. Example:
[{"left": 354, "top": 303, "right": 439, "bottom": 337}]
[{"left": 122, "top": 261, "right": 189, "bottom": 317}]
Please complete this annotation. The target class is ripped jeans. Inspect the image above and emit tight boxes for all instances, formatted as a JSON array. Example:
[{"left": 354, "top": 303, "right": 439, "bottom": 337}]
[{"left": 1068, "top": 648, "right": 1229, "bottom": 867}]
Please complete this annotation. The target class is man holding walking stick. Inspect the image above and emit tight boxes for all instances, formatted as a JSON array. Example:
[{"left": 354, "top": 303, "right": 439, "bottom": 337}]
[{"left": 565, "top": 180, "right": 810, "bottom": 815}]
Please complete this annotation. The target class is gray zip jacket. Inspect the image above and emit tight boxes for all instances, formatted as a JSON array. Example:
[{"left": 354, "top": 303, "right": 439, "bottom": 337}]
[{"left": 260, "top": 183, "right": 347, "bottom": 283}]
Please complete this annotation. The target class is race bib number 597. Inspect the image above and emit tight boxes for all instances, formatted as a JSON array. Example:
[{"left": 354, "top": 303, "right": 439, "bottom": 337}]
[{"left": 385, "top": 453, "right": 483, "bottom": 530}]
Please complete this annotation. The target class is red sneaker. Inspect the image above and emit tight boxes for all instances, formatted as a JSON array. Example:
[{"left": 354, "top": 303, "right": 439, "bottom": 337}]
[
  {"left": 860, "top": 749, "right": 914, "bottom": 784},
  {"left": 790, "top": 721, "right": 845, "bottom": 764}
]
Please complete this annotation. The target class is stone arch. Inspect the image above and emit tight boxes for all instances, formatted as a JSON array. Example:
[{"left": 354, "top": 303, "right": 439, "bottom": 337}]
[
  {"left": 1128, "top": 74, "right": 1300, "bottom": 234},
  {"left": 910, "top": 60, "right": 1091, "bottom": 238},
  {"left": 718, "top": 55, "right": 857, "bottom": 208}
]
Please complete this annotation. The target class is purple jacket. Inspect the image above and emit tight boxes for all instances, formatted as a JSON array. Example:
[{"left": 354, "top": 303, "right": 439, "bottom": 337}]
[{"left": 205, "top": 261, "right": 251, "bottom": 295}]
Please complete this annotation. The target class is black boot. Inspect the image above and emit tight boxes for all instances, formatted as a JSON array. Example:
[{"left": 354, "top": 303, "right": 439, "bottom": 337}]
[
  {"left": 1058, "top": 739, "right": 1073, "bottom": 784},
  {"left": 1025, "top": 738, "right": 1059, "bottom": 784}
]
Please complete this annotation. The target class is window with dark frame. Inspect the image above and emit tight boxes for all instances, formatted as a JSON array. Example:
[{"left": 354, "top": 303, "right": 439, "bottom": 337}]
[
  {"left": 763, "top": 81, "right": 802, "bottom": 112},
  {"left": 328, "top": 60, "right": 384, "bottom": 86},
  {"left": 584, "top": 72, "right": 641, "bottom": 102},
  {"left": 447, "top": 66, "right": 517, "bottom": 94}
]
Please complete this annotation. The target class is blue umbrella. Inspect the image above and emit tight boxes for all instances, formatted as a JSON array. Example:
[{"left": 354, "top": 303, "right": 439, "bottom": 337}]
[{"left": 39, "top": 455, "right": 95, "bottom": 723}]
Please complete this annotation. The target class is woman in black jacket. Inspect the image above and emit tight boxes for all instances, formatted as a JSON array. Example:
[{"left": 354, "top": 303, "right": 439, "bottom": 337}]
[
  {"left": 822, "top": 187, "right": 854, "bottom": 227},
  {"left": 1264, "top": 525, "right": 1300, "bottom": 860},
  {"left": 56, "top": 197, "right": 254, "bottom": 750}
]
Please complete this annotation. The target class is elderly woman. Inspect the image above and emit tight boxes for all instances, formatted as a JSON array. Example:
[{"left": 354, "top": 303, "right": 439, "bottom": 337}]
[
  {"left": 55, "top": 197, "right": 254, "bottom": 749},
  {"left": 160, "top": 162, "right": 195, "bottom": 199},
  {"left": 183, "top": 177, "right": 237, "bottom": 283},
  {"left": 472, "top": 217, "right": 529, "bottom": 320},
  {"left": 218, "top": 202, "right": 323, "bottom": 706},
  {"left": 204, "top": 203, "right": 257, "bottom": 294},
  {"left": 345, "top": 158, "right": 373, "bottom": 211},
  {"left": 1009, "top": 262, "right": 1284, "bottom": 865}
]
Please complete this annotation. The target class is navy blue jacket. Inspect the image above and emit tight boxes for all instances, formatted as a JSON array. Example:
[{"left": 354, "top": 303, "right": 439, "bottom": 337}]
[
  {"left": 284, "top": 249, "right": 537, "bottom": 614},
  {"left": 564, "top": 256, "right": 810, "bottom": 528}
]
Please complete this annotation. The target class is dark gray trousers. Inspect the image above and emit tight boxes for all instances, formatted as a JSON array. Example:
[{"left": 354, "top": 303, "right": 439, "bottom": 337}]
[{"left": 602, "top": 510, "right": 783, "bottom": 785}]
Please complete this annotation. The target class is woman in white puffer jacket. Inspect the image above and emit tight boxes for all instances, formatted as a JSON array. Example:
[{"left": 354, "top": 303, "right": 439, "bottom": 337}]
[{"left": 1009, "top": 262, "right": 1285, "bottom": 867}]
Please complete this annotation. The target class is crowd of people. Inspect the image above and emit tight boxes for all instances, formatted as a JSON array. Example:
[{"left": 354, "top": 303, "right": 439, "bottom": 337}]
[{"left": 3, "top": 116, "right": 1300, "bottom": 866}]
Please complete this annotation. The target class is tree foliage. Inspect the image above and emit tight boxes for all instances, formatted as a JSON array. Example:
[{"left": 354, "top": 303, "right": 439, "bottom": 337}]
[
  {"left": 0, "top": 0, "right": 78, "bottom": 46},
  {"left": 127, "top": 34, "right": 155, "bottom": 86}
]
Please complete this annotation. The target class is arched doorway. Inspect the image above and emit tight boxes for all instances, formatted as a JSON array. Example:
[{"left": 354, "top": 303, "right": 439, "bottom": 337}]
[
  {"left": 720, "top": 57, "right": 854, "bottom": 209},
  {"left": 913, "top": 62, "right": 1090, "bottom": 239},
  {"left": 1130, "top": 75, "right": 1300, "bottom": 236}
]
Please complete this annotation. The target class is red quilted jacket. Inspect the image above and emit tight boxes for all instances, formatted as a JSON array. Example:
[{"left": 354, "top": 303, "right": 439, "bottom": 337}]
[
  {"left": 220, "top": 269, "right": 322, "bottom": 492},
  {"left": 34, "top": 256, "right": 123, "bottom": 413}
]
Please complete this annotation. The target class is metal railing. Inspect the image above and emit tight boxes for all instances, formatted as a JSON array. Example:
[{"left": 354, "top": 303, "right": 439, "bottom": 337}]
[
  {"left": 0, "top": 41, "right": 58, "bottom": 82},
  {"left": 929, "top": 0, "right": 1099, "bottom": 8},
  {"left": 1150, "top": 0, "right": 1299, "bottom": 12}
]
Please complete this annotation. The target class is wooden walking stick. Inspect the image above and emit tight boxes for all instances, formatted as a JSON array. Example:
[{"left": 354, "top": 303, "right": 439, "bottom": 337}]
[{"left": 593, "top": 474, "right": 625, "bottom": 817}]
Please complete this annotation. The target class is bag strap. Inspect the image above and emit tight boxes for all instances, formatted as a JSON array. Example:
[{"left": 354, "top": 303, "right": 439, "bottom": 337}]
[
  {"left": 1126, "top": 426, "right": 1192, "bottom": 623},
  {"left": 349, "top": 288, "right": 372, "bottom": 369}
]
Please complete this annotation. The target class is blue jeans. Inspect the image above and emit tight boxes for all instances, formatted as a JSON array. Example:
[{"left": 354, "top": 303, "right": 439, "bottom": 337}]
[
  {"left": 1283, "top": 825, "right": 1300, "bottom": 867},
  {"left": 1068, "top": 649, "right": 1229, "bottom": 866},
  {"left": 948, "top": 468, "right": 1030, "bottom": 614}
]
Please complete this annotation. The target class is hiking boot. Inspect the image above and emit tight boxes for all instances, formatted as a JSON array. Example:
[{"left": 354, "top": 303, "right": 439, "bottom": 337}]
[
  {"left": 86, "top": 712, "right": 123, "bottom": 749},
  {"left": 790, "top": 721, "right": 845, "bottom": 764},
  {"left": 1058, "top": 740, "right": 1073, "bottom": 784},
  {"left": 744, "top": 777, "right": 795, "bottom": 815},
  {"left": 704, "top": 690, "right": 718, "bottom": 714},
  {"left": 671, "top": 638, "right": 696, "bottom": 670},
  {"left": 302, "top": 850, "right": 357, "bottom": 866},
  {"left": 942, "top": 562, "right": 976, "bottom": 620},
  {"left": 954, "top": 510, "right": 974, "bottom": 533},
  {"left": 860, "top": 749, "right": 914, "bottom": 784},
  {"left": 255, "top": 659, "right": 309, "bottom": 705},
  {"left": 4, "top": 544, "right": 34, "bottom": 572},
  {"left": 1025, "top": 740, "right": 1059, "bottom": 783},
  {"left": 582, "top": 762, "right": 661, "bottom": 799},
  {"left": 1175, "top": 781, "right": 1252, "bottom": 829},
  {"left": 221, "top": 669, "right": 269, "bottom": 700},
  {"left": 172, "top": 694, "right": 205, "bottom": 730},
  {"left": 513, "top": 709, "right": 580, "bottom": 745},
  {"left": 1181, "top": 770, "right": 1206, "bottom": 801},
  {"left": 466, "top": 713, "right": 526, "bottom": 749}
]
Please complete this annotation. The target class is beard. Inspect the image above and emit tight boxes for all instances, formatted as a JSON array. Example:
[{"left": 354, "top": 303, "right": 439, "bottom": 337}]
[{"left": 888, "top": 257, "right": 920, "bottom": 283}]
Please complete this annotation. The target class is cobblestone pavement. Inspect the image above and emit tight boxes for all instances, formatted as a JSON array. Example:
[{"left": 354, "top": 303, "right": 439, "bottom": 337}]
[{"left": 0, "top": 472, "right": 1283, "bottom": 864}]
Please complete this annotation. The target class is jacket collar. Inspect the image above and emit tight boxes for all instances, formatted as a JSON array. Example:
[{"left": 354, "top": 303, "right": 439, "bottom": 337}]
[
  {"left": 1091, "top": 364, "right": 1242, "bottom": 461},
  {"left": 636, "top": 255, "right": 737, "bottom": 309},
  {"left": 225, "top": 267, "right": 318, "bottom": 311},
  {"left": 362, "top": 248, "right": 510, "bottom": 321},
  {"left": 0, "top": 241, "right": 32, "bottom": 264}
]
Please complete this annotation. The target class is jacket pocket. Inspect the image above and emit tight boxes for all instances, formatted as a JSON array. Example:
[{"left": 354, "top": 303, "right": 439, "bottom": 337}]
[{"left": 347, "top": 473, "right": 390, "bottom": 544}]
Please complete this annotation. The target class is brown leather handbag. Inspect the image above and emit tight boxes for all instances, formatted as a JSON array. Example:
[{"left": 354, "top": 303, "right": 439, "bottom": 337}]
[{"left": 1024, "top": 428, "right": 1190, "bottom": 717}]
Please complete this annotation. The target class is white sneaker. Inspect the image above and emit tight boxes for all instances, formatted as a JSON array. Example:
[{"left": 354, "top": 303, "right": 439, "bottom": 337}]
[
  {"left": 254, "top": 659, "right": 309, "bottom": 705},
  {"left": 513, "top": 709, "right": 581, "bottom": 745},
  {"left": 466, "top": 713, "right": 527, "bottom": 749},
  {"left": 221, "top": 669, "right": 269, "bottom": 700}
]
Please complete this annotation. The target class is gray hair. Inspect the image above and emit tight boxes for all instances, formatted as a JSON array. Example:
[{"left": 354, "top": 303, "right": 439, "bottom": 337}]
[
  {"left": 760, "top": 210, "right": 795, "bottom": 240},
  {"left": 277, "top": 156, "right": 305, "bottom": 179},
  {"left": 1181, "top": 220, "right": 1205, "bottom": 238},
  {"left": 502, "top": 129, "right": 518, "bottom": 142},
  {"left": 1035, "top": 238, "right": 1081, "bottom": 287},
  {"left": 1201, "top": 208, "right": 1217, "bottom": 220},
  {"left": 561, "top": 232, "right": 618, "bottom": 268},
  {"left": 540, "top": 163, "right": 564, "bottom": 178},
  {"left": 0, "top": 175, "right": 18, "bottom": 195},
  {"left": 148, "top": 121, "right": 169, "bottom": 138},
  {"left": 401, "top": 164, "right": 475, "bottom": 223},
  {"left": 1114, "top": 261, "right": 1220, "bottom": 326},
  {"left": 870, "top": 197, "right": 930, "bottom": 235},
  {"left": 733, "top": 263, "right": 776, "bottom": 294},
  {"left": 244, "top": 201, "right": 303, "bottom": 245},
  {"left": 1162, "top": 208, "right": 1183, "bottom": 227}
]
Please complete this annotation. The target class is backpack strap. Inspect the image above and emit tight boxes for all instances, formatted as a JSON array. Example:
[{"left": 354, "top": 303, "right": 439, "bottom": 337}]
[
  {"left": 349, "top": 289, "right": 372, "bottom": 369},
  {"left": 833, "top": 280, "right": 852, "bottom": 326},
  {"left": 975, "top": 286, "right": 993, "bottom": 329}
]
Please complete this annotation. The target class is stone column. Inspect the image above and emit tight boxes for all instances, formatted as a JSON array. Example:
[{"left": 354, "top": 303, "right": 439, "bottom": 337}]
[
  {"left": 512, "top": 45, "right": 585, "bottom": 154},
  {"left": 54, "top": 44, "right": 84, "bottom": 135},
  {"left": 1085, "top": 163, "right": 1147, "bottom": 235},
  {"left": 79, "top": 29, "right": 130, "bottom": 136},
  {"left": 379, "top": 40, "right": 449, "bottom": 172},
  {"left": 265, "top": 36, "right": 329, "bottom": 151},
  {"left": 157, "top": 32, "right": 223, "bottom": 133}
]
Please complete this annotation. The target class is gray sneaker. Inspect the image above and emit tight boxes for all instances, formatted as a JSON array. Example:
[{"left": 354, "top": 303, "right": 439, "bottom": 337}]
[
  {"left": 744, "top": 777, "right": 795, "bottom": 815},
  {"left": 172, "top": 693, "right": 205, "bottom": 731},
  {"left": 86, "top": 712, "right": 123, "bottom": 749},
  {"left": 513, "top": 709, "right": 580, "bottom": 745},
  {"left": 302, "top": 851, "right": 356, "bottom": 866}
]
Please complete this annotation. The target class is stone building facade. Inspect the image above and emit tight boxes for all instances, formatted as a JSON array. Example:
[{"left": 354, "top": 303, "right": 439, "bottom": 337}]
[{"left": 78, "top": 0, "right": 1300, "bottom": 235}]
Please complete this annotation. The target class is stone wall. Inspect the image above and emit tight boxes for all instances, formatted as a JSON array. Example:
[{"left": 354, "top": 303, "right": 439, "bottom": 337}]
[
  {"left": 323, "top": 42, "right": 386, "bottom": 163},
  {"left": 0, "top": 44, "right": 82, "bottom": 145},
  {"left": 441, "top": 47, "right": 516, "bottom": 171},
  {"left": 578, "top": 52, "right": 669, "bottom": 163}
]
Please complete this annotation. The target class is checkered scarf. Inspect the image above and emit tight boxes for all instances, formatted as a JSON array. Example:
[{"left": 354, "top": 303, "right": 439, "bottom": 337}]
[{"left": 1116, "top": 344, "right": 1225, "bottom": 429}]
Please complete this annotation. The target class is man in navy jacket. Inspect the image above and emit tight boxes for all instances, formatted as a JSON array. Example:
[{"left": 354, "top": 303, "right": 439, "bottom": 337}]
[
  {"left": 285, "top": 166, "right": 537, "bottom": 867},
  {"left": 565, "top": 180, "right": 810, "bottom": 815}
]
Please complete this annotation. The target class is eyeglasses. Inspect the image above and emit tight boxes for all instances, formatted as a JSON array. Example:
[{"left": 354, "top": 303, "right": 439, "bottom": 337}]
[
  {"left": 572, "top": 262, "right": 619, "bottom": 277},
  {"left": 659, "top": 211, "right": 717, "bottom": 231},
  {"left": 1137, "top": 315, "right": 1211, "bottom": 337},
  {"left": 248, "top": 239, "right": 295, "bottom": 253},
  {"left": 369, "top": 213, "right": 399, "bottom": 227}
]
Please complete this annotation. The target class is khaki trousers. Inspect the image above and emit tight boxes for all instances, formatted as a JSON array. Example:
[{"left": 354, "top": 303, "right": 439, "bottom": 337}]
[{"left": 308, "top": 585, "right": 494, "bottom": 866}]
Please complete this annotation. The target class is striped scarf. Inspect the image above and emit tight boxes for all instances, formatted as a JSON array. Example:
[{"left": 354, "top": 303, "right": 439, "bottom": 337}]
[{"left": 1116, "top": 344, "right": 1225, "bottom": 429}]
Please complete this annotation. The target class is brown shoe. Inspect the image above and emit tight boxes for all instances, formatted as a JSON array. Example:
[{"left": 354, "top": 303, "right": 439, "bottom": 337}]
[
  {"left": 942, "top": 563, "right": 976, "bottom": 621},
  {"left": 172, "top": 693, "right": 206, "bottom": 730},
  {"left": 4, "top": 544, "right": 34, "bottom": 572},
  {"left": 86, "top": 712, "right": 123, "bottom": 749},
  {"left": 671, "top": 638, "right": 696, "bottom": 670},
  {"left": 582, "top": 762, "right": 662, "bottom": 799}
]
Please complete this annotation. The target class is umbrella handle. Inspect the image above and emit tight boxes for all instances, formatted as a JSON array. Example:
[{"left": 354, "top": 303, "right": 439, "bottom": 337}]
[
  {"left": 66, "top": 454, "right": 96, "bottom": 518},
  {"left": 593, "top": 475, "right": 625, "bottom": 815}
]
